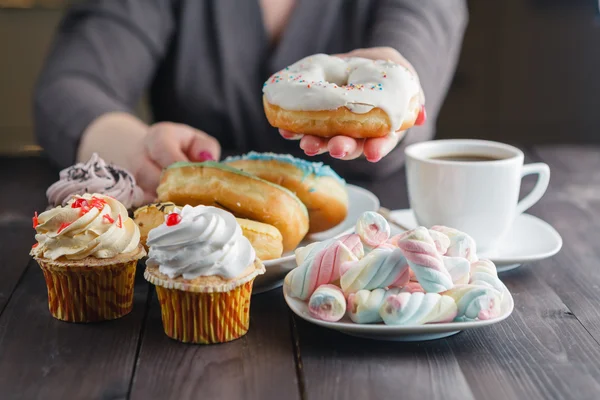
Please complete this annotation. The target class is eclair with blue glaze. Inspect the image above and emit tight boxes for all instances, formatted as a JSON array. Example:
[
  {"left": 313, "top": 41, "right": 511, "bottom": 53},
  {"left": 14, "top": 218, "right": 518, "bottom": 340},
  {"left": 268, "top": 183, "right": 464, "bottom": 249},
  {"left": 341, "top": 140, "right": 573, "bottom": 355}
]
[{"left": 224, "top": 152, "right": 348, "bottom": 233}]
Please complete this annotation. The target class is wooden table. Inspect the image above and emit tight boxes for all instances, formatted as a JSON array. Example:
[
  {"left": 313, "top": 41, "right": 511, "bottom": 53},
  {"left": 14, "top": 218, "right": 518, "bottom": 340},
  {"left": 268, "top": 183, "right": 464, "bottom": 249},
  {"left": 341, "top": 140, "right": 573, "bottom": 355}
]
[{"left": 0, "top": 145, "right": 598, "bottom": 400}]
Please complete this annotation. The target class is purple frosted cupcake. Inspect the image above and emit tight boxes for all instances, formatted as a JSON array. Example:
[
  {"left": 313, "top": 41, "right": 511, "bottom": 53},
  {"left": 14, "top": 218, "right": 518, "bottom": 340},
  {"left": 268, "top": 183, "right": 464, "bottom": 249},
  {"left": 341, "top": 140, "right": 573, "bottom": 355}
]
[{"left": 47, "top": 153, "right": 144, "bottom": 209}]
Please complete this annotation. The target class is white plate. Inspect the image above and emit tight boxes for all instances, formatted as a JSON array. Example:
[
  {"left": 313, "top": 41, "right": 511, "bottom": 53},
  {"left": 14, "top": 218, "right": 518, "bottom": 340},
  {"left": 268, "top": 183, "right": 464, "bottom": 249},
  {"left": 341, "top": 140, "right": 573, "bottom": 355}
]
[
  {"left": 253, "top": 185, "right": 380, "bottom": 294},
  {"left": 388, "top": 209, "right": 563, "bottom": 272},
  {"left": 283, "top": 277, "right": 514, "bottom": 341}
]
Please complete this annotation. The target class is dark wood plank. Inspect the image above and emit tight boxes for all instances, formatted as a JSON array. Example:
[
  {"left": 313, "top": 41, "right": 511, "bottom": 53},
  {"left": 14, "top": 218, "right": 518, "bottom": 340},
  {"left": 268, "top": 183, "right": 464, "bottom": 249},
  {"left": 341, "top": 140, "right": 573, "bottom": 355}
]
[
  {"left": 0, "top": 226, "right": 36, "bottom": 315},
  {"left": 0, "top": 261, "right": 149, "bottom": 399},
  {"left": 294, "top": 318, "right": 475, "bottom": 400},
  {"left": 528, "top": 145, "right": 600, "bottom": 343},
  {"left": 0, "top": 157, "right": 59, "bottom": 315},
  {"left": 129, "top": 289, "right": 301, "bottom": 400},
  {"left": 455, "top": 265, "right": 600, "bottom": 399},
  {"left": 0, "top": 156, "right": 57, "bottom": 226}
]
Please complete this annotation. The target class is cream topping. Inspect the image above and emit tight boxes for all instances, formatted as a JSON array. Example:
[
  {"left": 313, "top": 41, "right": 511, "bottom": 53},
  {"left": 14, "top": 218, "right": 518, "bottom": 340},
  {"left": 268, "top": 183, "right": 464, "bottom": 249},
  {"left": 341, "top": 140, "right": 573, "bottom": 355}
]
[
  {"left": 31, "top": 193, "right": 140, "bottom": 260},
  {"left": 146, "top": 205, "right": 255, "bottom": 280},
  {"left": 47, "top": 153, "right": 144, "bottom": 209}
]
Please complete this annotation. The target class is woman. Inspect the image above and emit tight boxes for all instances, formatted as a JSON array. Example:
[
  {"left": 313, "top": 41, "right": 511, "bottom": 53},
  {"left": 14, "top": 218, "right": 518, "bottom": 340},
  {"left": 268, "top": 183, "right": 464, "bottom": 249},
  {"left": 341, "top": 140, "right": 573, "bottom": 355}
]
[{"left": 34, "top": 0, "right": 468, "bottom": 202}]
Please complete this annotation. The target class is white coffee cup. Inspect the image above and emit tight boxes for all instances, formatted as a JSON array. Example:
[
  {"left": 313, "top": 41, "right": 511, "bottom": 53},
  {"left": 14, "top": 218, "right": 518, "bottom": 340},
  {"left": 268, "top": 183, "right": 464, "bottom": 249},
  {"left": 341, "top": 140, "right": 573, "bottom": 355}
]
[{"left": 405, "top": 139, "right": 550, "bottom": 252}]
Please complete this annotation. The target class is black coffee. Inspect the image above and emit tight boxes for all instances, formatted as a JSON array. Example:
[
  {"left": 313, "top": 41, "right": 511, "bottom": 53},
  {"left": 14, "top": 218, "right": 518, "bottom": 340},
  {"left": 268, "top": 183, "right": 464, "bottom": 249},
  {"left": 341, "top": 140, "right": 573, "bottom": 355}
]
[{"left": 430, "top": 154, "right": 503, "bottom": 162}]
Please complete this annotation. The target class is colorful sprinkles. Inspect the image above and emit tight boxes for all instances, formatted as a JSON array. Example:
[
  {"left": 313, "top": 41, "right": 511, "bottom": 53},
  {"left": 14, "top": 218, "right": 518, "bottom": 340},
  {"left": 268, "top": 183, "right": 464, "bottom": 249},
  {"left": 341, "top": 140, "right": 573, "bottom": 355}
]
[{"left": 264, "top": 75, "right": 384, "bottom": 92}]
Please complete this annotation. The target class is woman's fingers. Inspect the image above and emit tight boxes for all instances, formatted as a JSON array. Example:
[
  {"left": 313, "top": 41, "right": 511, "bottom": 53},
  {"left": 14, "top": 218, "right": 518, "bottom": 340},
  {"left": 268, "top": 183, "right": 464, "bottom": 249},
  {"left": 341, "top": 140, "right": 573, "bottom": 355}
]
[
  {"left": 327, "top": 136, "right": 364, "bottom": 160},
  {"left": 146, "top": 123, "right": 190, "bottom": 167},
  {"left": 363, "top": 131, "right": 406, "bottom": 162},
  {"left": 146, "top": 122, "right": 221, "bottom": 167},
  {"left": 186, "top": 131, "right": 221, "bottom": 161},
  {"left": 279, "top": 129, "right": 304, "bottom": 140},
  {"left": 141, "top": 190, "right": 157, "bottom": 204},
  {"left": 134, "top": 155, "right": 163, "bottom": 197},
  {"left": 300, "top": 135, "right": 329, "bottom": 156}
]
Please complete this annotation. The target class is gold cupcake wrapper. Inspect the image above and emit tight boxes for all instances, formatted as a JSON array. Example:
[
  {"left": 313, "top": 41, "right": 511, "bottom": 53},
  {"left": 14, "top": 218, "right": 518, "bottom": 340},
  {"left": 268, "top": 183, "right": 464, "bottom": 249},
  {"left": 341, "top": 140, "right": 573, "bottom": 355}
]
[
  {"left": 154, "top": 280, "right": 254, "bottom": 344},
  {"left": 36, "top": 259, "right": 137, "bottom": 323}
]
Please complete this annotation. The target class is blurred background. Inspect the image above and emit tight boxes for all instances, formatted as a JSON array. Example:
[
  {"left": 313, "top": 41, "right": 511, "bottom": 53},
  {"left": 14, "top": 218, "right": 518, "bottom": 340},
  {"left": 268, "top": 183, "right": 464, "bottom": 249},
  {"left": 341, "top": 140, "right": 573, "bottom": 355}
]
[{"left": 1, "top": 0, "right": 599, "bottom": 154}]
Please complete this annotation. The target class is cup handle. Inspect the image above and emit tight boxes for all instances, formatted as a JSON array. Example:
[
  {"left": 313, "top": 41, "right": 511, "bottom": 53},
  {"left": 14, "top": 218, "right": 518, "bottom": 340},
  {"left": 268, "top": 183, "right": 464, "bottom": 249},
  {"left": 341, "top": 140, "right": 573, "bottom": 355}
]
[{"left": 515, "top": 163, "right": 550, "bottom": 215}]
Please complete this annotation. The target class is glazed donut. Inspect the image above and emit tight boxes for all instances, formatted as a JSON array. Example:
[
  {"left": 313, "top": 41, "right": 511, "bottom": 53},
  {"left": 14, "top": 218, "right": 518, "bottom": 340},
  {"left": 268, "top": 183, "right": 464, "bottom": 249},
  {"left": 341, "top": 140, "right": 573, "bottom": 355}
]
[
  {"left": 262, "top": 54, "right": 421, "bottom": 138},
  {"left": 134, "top": 202, "right": 284, "bottom": 260},
  {"left": 157, "top": 162, "right": 309, "bottom": 252},
  {"left": 224, "top": 152, "right": 348, "bottom": 233}
]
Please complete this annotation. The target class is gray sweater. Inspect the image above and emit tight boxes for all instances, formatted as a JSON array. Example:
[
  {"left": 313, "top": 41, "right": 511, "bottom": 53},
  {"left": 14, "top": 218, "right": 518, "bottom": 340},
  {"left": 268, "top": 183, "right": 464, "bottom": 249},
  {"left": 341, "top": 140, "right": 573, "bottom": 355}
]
[{"left": 34, "top": 0, "right": 468, "bottom": 179}]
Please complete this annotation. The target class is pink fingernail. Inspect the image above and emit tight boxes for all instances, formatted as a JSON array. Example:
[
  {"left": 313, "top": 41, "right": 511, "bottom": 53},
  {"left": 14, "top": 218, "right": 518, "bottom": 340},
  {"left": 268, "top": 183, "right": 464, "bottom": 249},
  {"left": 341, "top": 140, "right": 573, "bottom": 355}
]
[
  {"left": 282, "top": 132, "right": 303, "bottom": 140},
  {"left": 304, "top": 149, "right": 319, "bottom": 156},
  {"left": 330, "top": 151, "right": 347, "bottom": 159},
  {"left": 366, "top": 155, "right": 382, "bottom": 163},
  {"left": 198, "top": 151, "right": 214, "bottom": 162},
  {"left": 415, "top": 105, "right": 427, "bottom": 126}
]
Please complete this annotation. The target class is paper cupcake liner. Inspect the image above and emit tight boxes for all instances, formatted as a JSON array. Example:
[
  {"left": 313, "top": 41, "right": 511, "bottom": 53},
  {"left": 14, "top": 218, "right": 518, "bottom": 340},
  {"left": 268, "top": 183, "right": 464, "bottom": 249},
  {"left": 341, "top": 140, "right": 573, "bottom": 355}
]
[
  {"left": 154, "top": 280, "right": 254, "bottom": 344},
  {"left": 36, "top": 259, "right": 137, "bottom": 323}
]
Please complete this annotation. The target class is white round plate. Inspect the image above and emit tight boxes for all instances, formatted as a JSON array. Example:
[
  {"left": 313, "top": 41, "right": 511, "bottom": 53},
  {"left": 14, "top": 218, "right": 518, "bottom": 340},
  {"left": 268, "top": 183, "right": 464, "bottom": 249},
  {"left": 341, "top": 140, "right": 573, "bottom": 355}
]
[
  {"left": 253, "top": 185, "right": 380, "bottom": 294},
  {"left": 388, "top": 209, "right": 562, "bottom": 272},
  {"left": 283, "top": 277, "right": 514, "bottom": 341}
]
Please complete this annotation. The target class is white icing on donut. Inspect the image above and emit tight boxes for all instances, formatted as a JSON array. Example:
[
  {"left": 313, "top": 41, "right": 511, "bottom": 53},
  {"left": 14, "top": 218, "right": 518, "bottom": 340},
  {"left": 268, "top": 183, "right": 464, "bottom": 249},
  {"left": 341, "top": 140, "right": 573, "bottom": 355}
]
[{"left": 263, "top": 54, "right": 420, "bottom": 133}]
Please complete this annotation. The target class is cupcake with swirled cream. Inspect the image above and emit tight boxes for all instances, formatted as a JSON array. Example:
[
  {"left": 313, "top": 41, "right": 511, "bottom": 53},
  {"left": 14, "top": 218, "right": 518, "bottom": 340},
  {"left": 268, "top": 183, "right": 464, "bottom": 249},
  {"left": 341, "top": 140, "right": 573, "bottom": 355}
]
[
  {"left": 30, "top": 193, "right": 146, "bottom": 322},
  {"left": 143, "top": 205, "right": 265, "bottom": 344},
  {"left": 47, "top": 153, "right": 144, "bottom": 209}
]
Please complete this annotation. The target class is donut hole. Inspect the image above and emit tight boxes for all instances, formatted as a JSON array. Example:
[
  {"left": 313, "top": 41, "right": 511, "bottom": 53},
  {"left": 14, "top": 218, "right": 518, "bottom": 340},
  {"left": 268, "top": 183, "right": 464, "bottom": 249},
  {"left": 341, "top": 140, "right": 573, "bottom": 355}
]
[{"left": 323, "top": 69, "right": 349, "bottom": 87}]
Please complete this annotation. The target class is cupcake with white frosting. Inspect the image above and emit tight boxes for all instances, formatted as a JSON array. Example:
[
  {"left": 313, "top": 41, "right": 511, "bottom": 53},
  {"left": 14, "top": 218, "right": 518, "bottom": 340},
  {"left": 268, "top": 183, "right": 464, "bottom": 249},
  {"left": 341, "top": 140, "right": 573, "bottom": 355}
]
[
  {"left": 143, "top": 205, "right": 265, "bottom": 344},
  {"left": 30, "top": 193, "right": 146, "bottom": 322}
]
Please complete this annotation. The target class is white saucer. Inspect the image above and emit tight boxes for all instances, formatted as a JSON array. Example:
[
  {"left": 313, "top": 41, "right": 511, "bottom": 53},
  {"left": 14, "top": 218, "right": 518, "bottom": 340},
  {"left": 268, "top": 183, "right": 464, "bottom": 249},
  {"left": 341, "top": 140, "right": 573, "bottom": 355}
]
[
  {"left": 283, "top": 277, "right": 514, "bottom": 341},
  {"left": 253, "top": 185, "right": 380, "bottom": 294},
  {"left": 389, "top": 209, "right": 563, "bottom": 272}
]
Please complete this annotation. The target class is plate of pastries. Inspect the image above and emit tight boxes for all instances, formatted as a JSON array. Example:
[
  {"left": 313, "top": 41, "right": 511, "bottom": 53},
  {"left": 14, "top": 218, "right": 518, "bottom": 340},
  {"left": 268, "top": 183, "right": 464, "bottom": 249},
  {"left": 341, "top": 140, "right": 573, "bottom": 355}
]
[{"left": 133, "top": 152, "right": 379, "bottom": 293}]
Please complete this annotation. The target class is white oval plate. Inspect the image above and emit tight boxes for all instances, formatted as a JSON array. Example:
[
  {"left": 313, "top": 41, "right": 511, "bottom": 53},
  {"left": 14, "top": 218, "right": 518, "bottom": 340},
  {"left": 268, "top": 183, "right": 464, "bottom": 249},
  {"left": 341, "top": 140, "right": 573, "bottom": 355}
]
[
  {"left": 283, "top": 277, "right": 515, "bottom": 341},
  {"left": 253, "top": 185, "right": 380, "bottom": 294},
  {"left": 388, "top": 209, "right": 562, "bottom": 272}
]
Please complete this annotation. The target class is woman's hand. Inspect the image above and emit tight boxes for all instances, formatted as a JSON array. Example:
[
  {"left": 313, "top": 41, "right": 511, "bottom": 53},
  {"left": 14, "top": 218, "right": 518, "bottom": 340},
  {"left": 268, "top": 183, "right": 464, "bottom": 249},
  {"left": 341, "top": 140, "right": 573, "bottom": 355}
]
[
  {"left": 279, "top": 47, "right": 426, "bottom": 162},
  {"left": 131, "top": 122, "right": 221, "bottom": 201},
  {"left": 78, "top": 114, "right": 221, "bottom": 203}
]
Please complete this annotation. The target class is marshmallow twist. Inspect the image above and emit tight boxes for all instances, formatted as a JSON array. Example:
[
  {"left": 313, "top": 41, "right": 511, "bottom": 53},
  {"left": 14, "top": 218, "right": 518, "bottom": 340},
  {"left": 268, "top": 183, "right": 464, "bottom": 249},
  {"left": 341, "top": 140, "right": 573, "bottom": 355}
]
[
  {"left": 396, "top": 227, "right": 454, "bottom": 293},
  {"left": 308, "top": 284, "right": 347, "bottom": 322},
  {"left": 287, "top": 239, "right": 358, "bottom": 300},
  {"left": 380, "top": 292, "right": 458, "bottom": 325},
  {"left": 387, "top": 229, "right": 450, "bottom": 255},
  {"left": 399, "top": 281, "right": 425, "bottom": 294},
  {"left": 469, "top": 259, "right": 506, "bottom": 294},
  {"left": 442, "top": 284, "right": 502, "bottom": 322},
  {"left": 340, "top": 247, "right": 410, "bottom": 295},
  {"left": 297, "top": 233, "right": 364, "bottom": 264},
  {"left": 431, "top": 226, "right": 478, "bottom": 262},
  {"left": 443, "top": 256, "right": 471, "bottom": 285},
  {"left": 355, "top": 211, "right": 391, "bottom": 248},
  {"left": 347, "top": 288, "right": 400, "bottom": 324}
]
